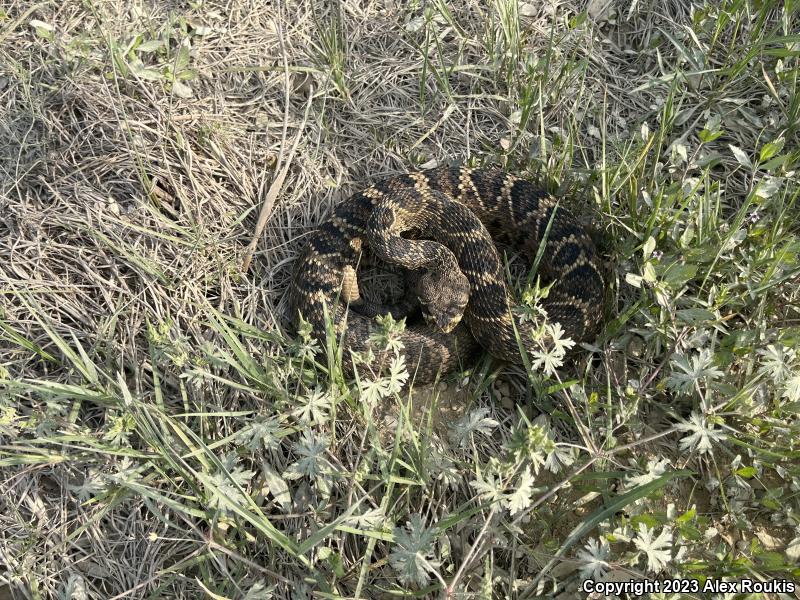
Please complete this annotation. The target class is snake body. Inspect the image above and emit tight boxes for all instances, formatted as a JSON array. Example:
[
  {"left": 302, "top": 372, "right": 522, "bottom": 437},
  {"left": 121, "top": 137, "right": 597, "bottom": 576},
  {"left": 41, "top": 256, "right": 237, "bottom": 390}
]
[{"left": 289, "top": 166, "right": 603, "bottom": 384}]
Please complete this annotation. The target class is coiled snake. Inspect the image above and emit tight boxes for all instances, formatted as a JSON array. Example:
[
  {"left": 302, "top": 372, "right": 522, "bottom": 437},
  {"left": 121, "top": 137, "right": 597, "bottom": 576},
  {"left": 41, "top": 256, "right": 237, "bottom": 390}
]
[{"left": 289, "top": 166, "right": 603, "bottom": 384}]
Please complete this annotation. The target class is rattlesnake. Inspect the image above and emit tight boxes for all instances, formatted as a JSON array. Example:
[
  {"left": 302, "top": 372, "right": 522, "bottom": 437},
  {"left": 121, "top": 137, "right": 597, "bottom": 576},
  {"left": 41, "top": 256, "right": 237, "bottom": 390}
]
[{"left": 289, "top": 166, "right": 603, "bottom": 384}]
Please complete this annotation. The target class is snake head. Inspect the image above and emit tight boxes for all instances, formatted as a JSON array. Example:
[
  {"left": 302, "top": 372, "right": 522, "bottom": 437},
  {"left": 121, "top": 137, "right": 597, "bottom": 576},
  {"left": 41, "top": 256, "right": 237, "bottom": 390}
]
[
  {"left": 416, "top": 268, "right": 470, "bottom": 334},
  {"left": 423, "top": 304, "right": 465, "bottom": 333}
]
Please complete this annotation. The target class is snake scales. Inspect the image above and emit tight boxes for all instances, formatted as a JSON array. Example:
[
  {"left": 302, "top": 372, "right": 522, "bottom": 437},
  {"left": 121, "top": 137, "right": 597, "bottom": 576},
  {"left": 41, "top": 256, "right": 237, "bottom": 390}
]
[{"left": 289, "top": 166, "right": 604, "bottom": 384}]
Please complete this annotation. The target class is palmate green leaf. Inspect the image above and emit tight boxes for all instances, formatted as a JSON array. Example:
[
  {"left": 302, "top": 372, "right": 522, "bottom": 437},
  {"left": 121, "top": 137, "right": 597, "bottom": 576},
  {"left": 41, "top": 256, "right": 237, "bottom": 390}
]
[
  {"left": 666, "top": 349, "right": 723, "bottom": 393},
  {"left": 448, "top": 407, "right": 499, "bottom": 447},
  {"left": 239, "top": 416, "right": 283, "bottom": 452},
  {"left": 470, "top": 469, "right": 505, "bottom": 504},
  {"left": 389, "top": 514, "right": 441, "bottom": 588},
  {"left": 634, "top": 523, "right": 674, "bottom": 572},
  {"left": 242, "top": 581, "right": 277, "bottom": 600},
  {"left": 284, "top": 432, "right": 329, "bottom": 481},
  {"left": 783, "top": 374, "right": 800, "bottom": 402},
  {"left": 506, "top": 466, "right": 535, "bottom": 515},
  {"left": 209, "top": 454, "right": 256, "bottom": 504},
  {"left": 292, "top": 387, "right": 332, "bottom": 426},
  {"left": 757, "top": 344, "right": 795, "bottom": 382},
  {"left": 576, "top": 537, "right": 611, "bottom": 580}
]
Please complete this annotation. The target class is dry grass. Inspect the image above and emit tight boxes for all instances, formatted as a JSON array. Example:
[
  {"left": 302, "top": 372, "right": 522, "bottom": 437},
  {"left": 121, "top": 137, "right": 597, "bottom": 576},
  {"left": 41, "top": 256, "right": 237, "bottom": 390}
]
[{"left": 1, "top": 0, "right": 799, "bottom": 598}]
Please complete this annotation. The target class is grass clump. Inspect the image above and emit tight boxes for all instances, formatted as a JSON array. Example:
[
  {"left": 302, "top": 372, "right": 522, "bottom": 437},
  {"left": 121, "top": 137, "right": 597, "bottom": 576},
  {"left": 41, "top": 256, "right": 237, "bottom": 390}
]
[{"left": 1, "top": 0, "right": 799, "bottom": 598}]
